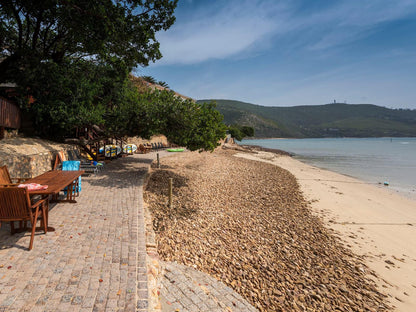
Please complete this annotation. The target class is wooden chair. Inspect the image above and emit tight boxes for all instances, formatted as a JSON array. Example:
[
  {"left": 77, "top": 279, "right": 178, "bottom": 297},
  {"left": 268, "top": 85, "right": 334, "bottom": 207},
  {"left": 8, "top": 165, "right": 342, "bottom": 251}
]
[
  {"left": 0, "top": 187, "right": 48, "bottom": 250},
  {"left": 0, "top": 165, "right": 25, "bottom": 187},
  {"left": 53, "top": 150, "right": 67, "bottom": 170}
]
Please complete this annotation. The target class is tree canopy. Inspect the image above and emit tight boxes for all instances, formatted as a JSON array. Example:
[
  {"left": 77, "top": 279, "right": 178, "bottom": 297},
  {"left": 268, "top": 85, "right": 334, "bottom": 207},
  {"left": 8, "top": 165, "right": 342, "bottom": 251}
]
[
  {"left": 0, "top": 0, "right": 178, "bottom": 81},
  {"left": 0, "top": 0, "right": 228, "bottom": 151},
  {"left": 228, "top": 125, "right": 255, "bottom": 141},
  {"left": 106, "top": 85, "right": 227, "bottom": 151}
]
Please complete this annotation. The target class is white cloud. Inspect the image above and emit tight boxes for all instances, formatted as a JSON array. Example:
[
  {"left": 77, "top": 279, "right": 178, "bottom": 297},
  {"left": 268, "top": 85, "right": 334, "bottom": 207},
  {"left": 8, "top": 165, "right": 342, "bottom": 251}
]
[
  {"left": 154, "top": 0, "right": 292, "bottom": 65},
  {"left": 306, "top": 0, "right": 416, "bottom": 50},
  {"left": 153, "top": 0, "right": 416, "bottom": 65}
]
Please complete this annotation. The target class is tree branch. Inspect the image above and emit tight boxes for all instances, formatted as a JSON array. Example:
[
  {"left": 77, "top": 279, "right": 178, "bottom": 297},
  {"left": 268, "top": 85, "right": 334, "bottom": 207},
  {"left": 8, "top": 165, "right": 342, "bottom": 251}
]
[
  {"left": 32, "top": 8, "right": 44, "bottom": 50},
  {"left": 11, "top": 5, "right": 22, "bottom": 49}
]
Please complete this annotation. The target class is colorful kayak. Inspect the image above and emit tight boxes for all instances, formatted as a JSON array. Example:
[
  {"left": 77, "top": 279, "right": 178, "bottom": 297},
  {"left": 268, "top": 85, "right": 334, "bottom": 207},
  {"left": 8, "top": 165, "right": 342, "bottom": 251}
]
[
  {"left": 167, "top": 148, "right": 185, "bottom": 152},
  {"left": 102, "top": 145, "right": 122, "bottom": 157},
  {"left": 123, "top": 144, "right": 137, "bottom": 154}
]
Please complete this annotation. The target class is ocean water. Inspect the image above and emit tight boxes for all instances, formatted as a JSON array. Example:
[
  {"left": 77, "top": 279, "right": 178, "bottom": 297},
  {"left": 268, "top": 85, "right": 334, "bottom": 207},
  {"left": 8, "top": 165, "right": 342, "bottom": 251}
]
[{"left": 241, "top": 137, "right": 416, "bottom": 199}]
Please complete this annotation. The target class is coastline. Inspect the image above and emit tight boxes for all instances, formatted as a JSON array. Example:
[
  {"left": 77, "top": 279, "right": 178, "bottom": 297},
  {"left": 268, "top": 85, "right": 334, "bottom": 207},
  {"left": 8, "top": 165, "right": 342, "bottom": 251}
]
[
  {"left": 241, "top": 137, "right": 416, "bottom": 201},
  {"left": 145, "top": 147, "right": 391, "bottom": 311},
  {"left": 234, "top": 149, "right": 416, "bottom": 312}
]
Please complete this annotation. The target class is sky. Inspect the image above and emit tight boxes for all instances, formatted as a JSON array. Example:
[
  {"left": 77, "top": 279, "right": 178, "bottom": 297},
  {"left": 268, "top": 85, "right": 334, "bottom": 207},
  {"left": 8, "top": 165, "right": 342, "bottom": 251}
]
[{"left": 137, "top": 0, "right": 416, "bottom": 109}]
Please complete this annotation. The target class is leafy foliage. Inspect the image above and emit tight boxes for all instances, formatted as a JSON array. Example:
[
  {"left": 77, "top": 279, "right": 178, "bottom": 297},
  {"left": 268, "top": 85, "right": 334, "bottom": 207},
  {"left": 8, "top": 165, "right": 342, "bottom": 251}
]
[
  {"left": 1, "top": 1, "right": 226, "bottom": 151},
  {"left": 107, "top": 90, "right": 227, "bottom": 151},
  {"left": 0, "top": 0, "right": 178, "bottom": 82},
  {"left": 228, "top": 125, "right": 255, "bottom": 141},
  {"left": 141, "top": 76, "right": 157, "bottom": 84},
  {"left": 198, "top": 99, "right": 416, "bottom": 138}
]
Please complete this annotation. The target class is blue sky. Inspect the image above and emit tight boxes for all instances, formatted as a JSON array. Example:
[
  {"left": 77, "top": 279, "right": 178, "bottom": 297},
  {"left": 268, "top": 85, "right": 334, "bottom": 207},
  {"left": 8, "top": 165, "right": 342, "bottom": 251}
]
[{"left": 137, "top": 0, "right": 416, "bottom": 108}]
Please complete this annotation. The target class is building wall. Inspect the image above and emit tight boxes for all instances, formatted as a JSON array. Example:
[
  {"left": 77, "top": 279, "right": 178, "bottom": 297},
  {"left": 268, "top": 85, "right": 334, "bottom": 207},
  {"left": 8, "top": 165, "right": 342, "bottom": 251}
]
[{"left": 0, "top": 97, "right": 21, "bottom": 129}]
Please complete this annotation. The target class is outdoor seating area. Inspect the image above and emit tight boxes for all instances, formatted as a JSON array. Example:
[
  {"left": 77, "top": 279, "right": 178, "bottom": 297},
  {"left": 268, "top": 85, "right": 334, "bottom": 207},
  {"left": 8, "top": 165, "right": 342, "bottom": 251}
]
[
  {"left": 0, "top": 187, "right": 48, "bottom": 250},
  {"left": 0, "top": 152, "right": 156, "bottom": 310},
  {"left": 0, "top": 140, "right": 165, "bottom": 252},
  {"left": 137, "top": 141, "right": 167, "bottom": 154},
  {"left": 0, "top": 165, "right": 26, "bottom": 186},
  {"left": 0, "top": 163, "right": 84, "bottom": 251}
]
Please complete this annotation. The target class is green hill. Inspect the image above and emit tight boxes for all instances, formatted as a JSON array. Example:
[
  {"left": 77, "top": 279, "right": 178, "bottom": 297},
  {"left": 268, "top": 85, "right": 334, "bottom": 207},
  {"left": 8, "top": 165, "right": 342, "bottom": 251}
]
[{"left": 196, "top": 99, "right": 416, "bottom": 138}]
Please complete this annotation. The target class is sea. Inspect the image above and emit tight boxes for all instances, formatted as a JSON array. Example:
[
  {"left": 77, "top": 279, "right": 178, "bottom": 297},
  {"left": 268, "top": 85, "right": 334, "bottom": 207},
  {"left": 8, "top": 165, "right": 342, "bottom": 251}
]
[{"left": 240, "top": 137, "right": 416, "bottom": 200}]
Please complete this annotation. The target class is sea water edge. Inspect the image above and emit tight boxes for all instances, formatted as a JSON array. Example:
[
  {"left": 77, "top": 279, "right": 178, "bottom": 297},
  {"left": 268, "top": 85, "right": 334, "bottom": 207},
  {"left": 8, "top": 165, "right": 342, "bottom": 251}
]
[{"left": 240, "top": 137, "right": 416, "bottom": 200}]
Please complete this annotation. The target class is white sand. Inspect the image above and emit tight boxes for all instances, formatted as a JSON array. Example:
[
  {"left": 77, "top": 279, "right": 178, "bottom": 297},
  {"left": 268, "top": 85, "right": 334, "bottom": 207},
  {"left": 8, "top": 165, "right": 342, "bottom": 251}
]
[{"left": 235, "top": 151, "right": 416, "bottom": 312}]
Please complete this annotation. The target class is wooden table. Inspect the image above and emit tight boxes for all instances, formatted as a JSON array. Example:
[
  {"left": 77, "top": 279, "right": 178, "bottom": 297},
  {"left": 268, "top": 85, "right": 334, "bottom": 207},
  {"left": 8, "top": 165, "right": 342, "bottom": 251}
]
[
  {"left": 25, "top": 170, "right": 84, "bottom": 203},
  {"left": 23, "top": 170, "right": 84, "bottom": 232}
]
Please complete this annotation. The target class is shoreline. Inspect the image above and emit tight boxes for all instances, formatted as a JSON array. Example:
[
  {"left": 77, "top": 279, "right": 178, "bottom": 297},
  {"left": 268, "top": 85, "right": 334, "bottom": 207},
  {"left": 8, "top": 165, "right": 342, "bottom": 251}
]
[
  {"left": 145, "top": 148, "right": 391, "bottom": 311},
  {"left": 234, "top": 148, "right": 416, "bottom": 312},
  {"left": 240, "top": 138, "right": 416, "bottom": 201}
]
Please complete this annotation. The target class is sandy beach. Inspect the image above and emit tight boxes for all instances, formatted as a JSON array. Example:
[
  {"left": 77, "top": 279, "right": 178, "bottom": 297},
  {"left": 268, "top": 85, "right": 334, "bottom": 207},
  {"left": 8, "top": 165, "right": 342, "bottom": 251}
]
[
  {"left": 145, "top": 148, "right": 392, "bottom": 311},
  {"left": 235, "top": 149, "right": 416, "bottom": 312}
]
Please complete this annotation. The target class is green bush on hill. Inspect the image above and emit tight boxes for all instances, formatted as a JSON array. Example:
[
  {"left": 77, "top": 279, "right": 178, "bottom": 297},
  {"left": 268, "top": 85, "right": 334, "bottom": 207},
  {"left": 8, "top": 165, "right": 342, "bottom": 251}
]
[
  {"left": 228, "top": 125, "right": 255, "bottom": 141},
  {"left": 197, "top": 99, "right": 416, "bottom": 138}
]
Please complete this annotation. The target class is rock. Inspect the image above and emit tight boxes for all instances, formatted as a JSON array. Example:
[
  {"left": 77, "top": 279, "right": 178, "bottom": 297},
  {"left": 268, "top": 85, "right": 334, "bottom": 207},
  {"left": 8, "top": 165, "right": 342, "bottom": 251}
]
[{"left": 144, "top": 149, "right": 390, "bottom": 311}]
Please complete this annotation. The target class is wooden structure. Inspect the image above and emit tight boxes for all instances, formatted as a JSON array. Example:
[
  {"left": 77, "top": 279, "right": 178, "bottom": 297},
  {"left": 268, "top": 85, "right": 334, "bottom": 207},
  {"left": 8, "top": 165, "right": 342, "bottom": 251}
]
[
  {"left": 0, "top": 187, "right": 48, "bottom": 250},
  {"left": 71, "top": 126, "right": 125, "bottom": 161},
  {"left": 0, "top": 165, "right": 25, "bottom": 186},
  {"left": 0, "top": 97, "right": 21, "bottom": 139}
]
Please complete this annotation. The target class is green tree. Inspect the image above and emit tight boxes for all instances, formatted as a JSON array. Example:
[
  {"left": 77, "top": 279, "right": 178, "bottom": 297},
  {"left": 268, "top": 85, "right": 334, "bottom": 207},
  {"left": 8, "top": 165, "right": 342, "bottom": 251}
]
[
  {"left": 1, "top": 1, "right": 227, "bottom": 151},
  {"left": 0, "top": 0, "right": 178, "bottom": 138},
  {"left": 228, "top": 125, "right": 255, "bottom": 141},
  {"left": 141, "top": 76, "right": 157, "bottom": 84},
  {"left": 157, "top": 81, "right": 169, "bottom": 88},
  {"left": 0, "top": 0, "right": 178, "bottom": 83},
  {"left": 106, "top": 89, "right": 227, "bottom": 151}
]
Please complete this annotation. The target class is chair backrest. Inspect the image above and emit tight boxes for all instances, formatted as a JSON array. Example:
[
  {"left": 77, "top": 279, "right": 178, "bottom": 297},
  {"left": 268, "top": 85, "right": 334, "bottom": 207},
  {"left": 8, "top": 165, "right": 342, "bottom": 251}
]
[
  {"left": 74, "top": 149, "right": 82, "bottom": 159},
  {"left": 0, "top": 166, "right": 13, "bottom": 185},
  {"left": 53, "top": 150, "right": 68, "bottom": 170},
  {"left": 0, "top": 187, "right": 31, "bottom": 221},
  {"left": 66, "top": 150, "right": 77, "bottom": 161},
  {"left": 62, "top": 161, "right": 81, "bottom": 171}
]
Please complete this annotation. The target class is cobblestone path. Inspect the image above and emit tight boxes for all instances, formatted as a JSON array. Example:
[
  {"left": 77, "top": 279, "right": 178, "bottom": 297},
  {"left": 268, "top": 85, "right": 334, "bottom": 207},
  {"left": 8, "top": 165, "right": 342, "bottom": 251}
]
[
  {"left": 0, "top": 155, "right": 151, "bottom": 312},
  {"left": 160, "top": 262, "right": 257, "bottom": 312}
]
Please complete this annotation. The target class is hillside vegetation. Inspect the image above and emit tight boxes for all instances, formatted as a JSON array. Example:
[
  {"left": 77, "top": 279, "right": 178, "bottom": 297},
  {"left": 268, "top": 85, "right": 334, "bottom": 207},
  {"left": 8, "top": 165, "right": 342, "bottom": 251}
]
[{"left": 197, "top": 99, "right": 416, "bottom": 138}]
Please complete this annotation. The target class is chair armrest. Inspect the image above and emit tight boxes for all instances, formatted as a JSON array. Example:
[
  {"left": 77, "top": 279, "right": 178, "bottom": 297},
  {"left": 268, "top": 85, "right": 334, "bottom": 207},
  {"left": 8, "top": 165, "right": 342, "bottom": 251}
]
[{"left": 31, "top": 197, "right": 49, "bottom": 209}]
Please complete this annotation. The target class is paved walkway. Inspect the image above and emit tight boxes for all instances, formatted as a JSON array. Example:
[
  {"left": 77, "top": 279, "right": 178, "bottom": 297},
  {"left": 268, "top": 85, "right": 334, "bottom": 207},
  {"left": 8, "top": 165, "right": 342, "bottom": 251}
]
[
  {"left": 160, "top": 262, "right": 257, "bottom": 312},
  {"left": 0, "top": 150, "right": 258, "bottom": 312},
  {"left": 0, "top": 154, "right": 152, "bottom": 311}
]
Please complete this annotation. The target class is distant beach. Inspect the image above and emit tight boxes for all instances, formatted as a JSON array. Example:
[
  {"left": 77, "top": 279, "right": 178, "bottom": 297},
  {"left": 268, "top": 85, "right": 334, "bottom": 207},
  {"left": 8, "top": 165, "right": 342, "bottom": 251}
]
[{"left": 235, "top": 145, "right": 416, "bottom": 312}]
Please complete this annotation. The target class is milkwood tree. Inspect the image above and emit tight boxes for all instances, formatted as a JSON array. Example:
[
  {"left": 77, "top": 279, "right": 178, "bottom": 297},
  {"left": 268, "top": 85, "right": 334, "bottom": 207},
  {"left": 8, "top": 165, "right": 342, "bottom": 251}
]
[
  {"left": 105, "top": 86, "right": 227, "bottom": 151},
  {"left": 0, "top": 0, "right": 227, "bottom": 151},
  {"left": 228, "top": 124, "right": 255, "bottom": 141},
  {"left": 0, "top": 0, "right": 177, "bottom": 78},
  {"left": 0, "top": 0, "right": 177, "bottom": 128}
]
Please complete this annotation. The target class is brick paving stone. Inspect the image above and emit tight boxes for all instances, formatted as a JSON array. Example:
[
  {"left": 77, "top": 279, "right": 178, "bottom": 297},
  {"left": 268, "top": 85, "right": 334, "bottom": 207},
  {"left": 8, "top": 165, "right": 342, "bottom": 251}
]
[
  {"left": 160, "top": 261, "right": 258, "bottom": 312},
  {"left": 0, "top": 153, "right": 159, "bottom": 311}
]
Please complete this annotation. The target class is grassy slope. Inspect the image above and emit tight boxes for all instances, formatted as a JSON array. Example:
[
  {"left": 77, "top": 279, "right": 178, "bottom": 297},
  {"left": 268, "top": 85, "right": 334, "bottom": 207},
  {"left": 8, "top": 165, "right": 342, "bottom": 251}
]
[{"left": 197, "top": 99, "right": 416, "bottom": 138}]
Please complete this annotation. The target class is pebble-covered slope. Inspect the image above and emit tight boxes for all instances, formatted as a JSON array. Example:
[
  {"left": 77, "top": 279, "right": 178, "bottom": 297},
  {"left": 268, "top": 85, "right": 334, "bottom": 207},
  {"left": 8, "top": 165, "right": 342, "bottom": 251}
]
[{"left": 144, "top": 149, "right": 389, "bottom": 311}]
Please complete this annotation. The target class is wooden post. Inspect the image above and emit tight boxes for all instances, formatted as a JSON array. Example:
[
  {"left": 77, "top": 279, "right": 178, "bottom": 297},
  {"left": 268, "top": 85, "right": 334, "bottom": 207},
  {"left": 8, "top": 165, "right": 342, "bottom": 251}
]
[
  {"left": 168, "top": 178, "right": 173, "bottom": 210},
  {"left": 157, "top": 153, "right": 160, "bottom": 168}
]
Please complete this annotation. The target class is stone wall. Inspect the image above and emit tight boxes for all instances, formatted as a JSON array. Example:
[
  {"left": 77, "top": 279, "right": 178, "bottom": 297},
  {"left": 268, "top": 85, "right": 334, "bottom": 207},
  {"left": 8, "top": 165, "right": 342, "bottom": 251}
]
[
  {"left": 2, "top": 151, "right": 56, "bottom": 180},
  {"left": 127, "top": 134, "right": 169, "bottom": 147},
  {"left": 0, "top": 137, "right": 78, "bottom": 179}
]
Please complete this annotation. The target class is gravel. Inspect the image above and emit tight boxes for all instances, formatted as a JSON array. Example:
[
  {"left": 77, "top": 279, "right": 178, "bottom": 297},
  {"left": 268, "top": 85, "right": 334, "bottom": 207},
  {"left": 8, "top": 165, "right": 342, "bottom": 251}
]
[{"left": 144, "top": 148, "right": 390, "bottom": 312}]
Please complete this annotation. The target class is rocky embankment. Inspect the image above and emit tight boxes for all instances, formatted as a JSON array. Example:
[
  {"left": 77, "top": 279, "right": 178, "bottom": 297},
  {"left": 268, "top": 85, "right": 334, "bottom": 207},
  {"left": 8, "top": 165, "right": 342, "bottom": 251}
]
[{"left": 144, "top": 148, "right": 389, "bottom": 311}]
